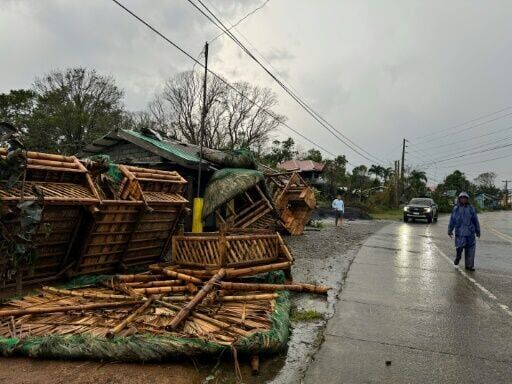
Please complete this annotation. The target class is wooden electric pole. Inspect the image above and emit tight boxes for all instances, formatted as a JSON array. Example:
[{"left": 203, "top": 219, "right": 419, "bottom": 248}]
[
  {"left": 400, "top": 138, "right": 407, "bottom": 200},
  {"left": 197, "top": 42, "right": 209, "bottom": 197},
  {"left": 503, "top": 180, "right": 511, "bottom": 209}
]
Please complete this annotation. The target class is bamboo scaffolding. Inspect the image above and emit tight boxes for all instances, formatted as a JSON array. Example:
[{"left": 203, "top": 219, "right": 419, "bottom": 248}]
[{"left": 167, "top": 269, "right": 226, "bottom": 330}]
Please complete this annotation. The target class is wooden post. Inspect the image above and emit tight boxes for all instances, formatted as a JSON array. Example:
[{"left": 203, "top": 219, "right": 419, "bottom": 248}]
[{"left": 167, "top": 268, "right": 226, "bottom": 330}]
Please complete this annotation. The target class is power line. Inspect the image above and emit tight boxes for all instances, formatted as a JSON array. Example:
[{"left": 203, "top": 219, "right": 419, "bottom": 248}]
[
  {"left": 208, "top": 0, "right": 270, "bottom": 43},
  {"left": 110, "top": 0, "right": 340, "bottom": 163},
  {"left": 413, "top": 123, "right": 512, "bottom": 154},
  {"left": 419, "top": 141, "right": 512, "bottom": 167},
  {"left": 413, "top": 105, "right": 512, "bottom": 140},
  {"left": 413, "top": 111, "right": 512, "bottom": 145},
  {"left": 186, "top": 0, "right": 388, "bottom": 166},
  {"left": 412, "top": 134, "right": 512, "bottom": 165}
]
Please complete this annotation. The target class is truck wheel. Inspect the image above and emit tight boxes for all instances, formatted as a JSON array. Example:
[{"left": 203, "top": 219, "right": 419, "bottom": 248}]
[
  {"left": 403, "top": 215, "right": 409, "bottom": 223},
  {"left": 427, "top": 215, "right": 433, "bottom": 224}
]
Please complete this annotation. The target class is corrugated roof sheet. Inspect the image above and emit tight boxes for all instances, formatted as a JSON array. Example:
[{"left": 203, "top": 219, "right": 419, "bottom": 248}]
[
  {"left": 277, "top": 159, "right": 325, "bottom": 172},
  {"left": 123, "top": 130, "right": 201, "bottom": 163}
]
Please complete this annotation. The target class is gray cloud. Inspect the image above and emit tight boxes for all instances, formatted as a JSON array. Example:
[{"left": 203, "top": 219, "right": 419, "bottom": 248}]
[{"left": 1, "top": 0, "right": 511, "bottom": 184}]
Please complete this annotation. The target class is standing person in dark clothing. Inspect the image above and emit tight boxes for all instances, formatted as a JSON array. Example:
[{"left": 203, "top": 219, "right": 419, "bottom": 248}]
[{"left": 448, "top": 192, "right": 481, "bottom": 271}]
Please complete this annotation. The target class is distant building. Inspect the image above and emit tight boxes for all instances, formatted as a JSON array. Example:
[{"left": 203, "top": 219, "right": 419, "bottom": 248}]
[
  {"left": 475, "top": 193, "right": 500, "bottom": 210},
  {"left": 277, "top": 159, "right": 325, "bottom": 186}
]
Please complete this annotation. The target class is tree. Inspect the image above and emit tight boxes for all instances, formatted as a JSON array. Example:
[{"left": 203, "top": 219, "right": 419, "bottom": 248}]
[
  {"left": 261, "top": 137, "right": 297, "bottom": 166},
  {"left": 302, "top": 148, "right": 323, "bottom": 163},
  {"left": 0, "top": 89, "right": 36, "bottom": 134},
  {"left": 406, "top": 169, "right": 428, "bottom": 197},
  {"left": 324, "top": 155, "right": 348, "bottom": 196},
  {"left": 28, "top": 68, "right": 124, "bottom": 154},
  {"left": 368, "top": 165, "right": 385, "bottom": 181},
  {"left": 474, "top": 172, "right": 499, "bottom": 195},
  {"left": 150, "top": 70, "right": 284, "bottom": 150}
]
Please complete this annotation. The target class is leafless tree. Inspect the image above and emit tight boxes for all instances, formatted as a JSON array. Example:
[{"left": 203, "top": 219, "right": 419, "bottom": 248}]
[{"left": 149, "top": 71, "right": 285, "bottom": 150}]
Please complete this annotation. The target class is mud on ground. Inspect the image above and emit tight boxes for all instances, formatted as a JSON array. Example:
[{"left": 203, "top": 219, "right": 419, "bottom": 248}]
[{"left": 0, "top": 219, "right": 387, "bottom": 384}]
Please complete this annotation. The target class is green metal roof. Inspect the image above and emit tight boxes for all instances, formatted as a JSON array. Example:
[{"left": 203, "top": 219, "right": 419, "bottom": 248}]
[{"left": 121, "top": 130, "right": 201, "bottom": 164}]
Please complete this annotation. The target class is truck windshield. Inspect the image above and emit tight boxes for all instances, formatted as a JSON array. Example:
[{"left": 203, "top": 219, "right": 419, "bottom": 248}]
[{"left": 409, "top": 198, "right": 431, "bottom": 205}]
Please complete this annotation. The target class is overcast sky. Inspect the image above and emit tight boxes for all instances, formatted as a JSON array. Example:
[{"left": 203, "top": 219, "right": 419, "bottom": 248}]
[{"left": 1, "top": 0, "right": 512, "bottom": 186}]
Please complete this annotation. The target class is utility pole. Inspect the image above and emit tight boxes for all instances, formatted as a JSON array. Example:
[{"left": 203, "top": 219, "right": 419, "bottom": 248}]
[
  {"left": 197, "top": 42, "right": 208, "bottom": 197},
  {"left": 503, "top": 180, "right": 511, "bottom": 209},
  {"left": 192, "top": 42, "right": 208, "bottom": 233},
  {"left": 400, "top": 138, "right": 407, "bottom": 201},
  {"left": 394, "top": 160, "right": 399, "bottom": 207}
]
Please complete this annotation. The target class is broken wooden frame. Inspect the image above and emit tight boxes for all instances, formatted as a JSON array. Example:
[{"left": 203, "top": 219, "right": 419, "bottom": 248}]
[{"left": 265, "top": 171, "right": 316, "bottom": 235}]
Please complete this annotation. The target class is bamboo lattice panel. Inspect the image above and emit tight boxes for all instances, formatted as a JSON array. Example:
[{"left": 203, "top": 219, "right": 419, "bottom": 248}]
[
  {"left": 77, "top": 165, "right": 188, "bottom": 275},
  {"left": 269, "top": 172, "right": 316, "bottom": 235},
  {"left": 172, "top": 233, "right": 283, "bottom": 268}
]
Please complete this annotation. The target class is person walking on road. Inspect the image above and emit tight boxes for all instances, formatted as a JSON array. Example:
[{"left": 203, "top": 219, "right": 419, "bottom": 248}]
[
  {"left": 448, "top": 191, "right": 480, "bottom": 271},
  {"left": 332, "top": 194, "right": 345, "bottom": 227}
]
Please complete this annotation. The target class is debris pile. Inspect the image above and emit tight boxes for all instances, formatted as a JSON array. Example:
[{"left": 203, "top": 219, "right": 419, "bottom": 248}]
[{"left": 0, "top": 259, "right": 328, "bottom": 360}]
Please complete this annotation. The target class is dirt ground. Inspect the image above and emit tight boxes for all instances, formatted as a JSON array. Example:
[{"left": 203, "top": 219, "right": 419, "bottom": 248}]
[{"left": 0, "top": 218, "right": 387, "bottom": 384}]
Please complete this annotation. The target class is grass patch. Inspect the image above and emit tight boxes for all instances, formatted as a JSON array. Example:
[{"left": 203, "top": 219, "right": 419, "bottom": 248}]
[
  {"left": 369, "top": 208, "right": 403, "bottom": 221},
  {"left": 290, "top": 308, "right": 325, "bottom": 322}
]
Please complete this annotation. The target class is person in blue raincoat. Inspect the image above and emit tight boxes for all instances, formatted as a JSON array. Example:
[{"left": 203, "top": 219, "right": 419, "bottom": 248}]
[{"left": 448, "top": 192, "right": 481, "bottom": 271}]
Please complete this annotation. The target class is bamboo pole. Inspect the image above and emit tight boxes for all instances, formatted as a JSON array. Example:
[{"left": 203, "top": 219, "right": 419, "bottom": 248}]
[
  {"left": 167, "top": 269, "right": 226, "bottom": 330},
  {"left": 42, "top": 286, "right": 134, "bottom": 300},
  {"left": 127, "top": 280, "right": 183, "bottom": 288},
  {"left": 105, "top": 296, "right": 157, "bottom": 338},
  {"left": 225, "top": 261, "right": 292, "bottom": 278},
  {"left": 156, "top": 300, "right": 249, "bottom": 337},
  {"left": 114, "top": 274, "right": 167, "bottom": 283},
  {"left": 0, "top": 301, "right": 141, "bottom": 318},
  {"left": 219, "top": 282, "right": 329, "bottom": 294},
  {"left": 219, "top": 294, "right": 278, "bottom": 301},
  {"left": 131, "top": 286, "right": 194, "bottom": 295},
  {"left": 161, "top": 269, "right": 203, "bottom": 284}
]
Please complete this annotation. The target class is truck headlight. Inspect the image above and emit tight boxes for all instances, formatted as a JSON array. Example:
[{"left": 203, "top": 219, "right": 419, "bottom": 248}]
[
  {"left": 425, "top": 208, "right": 431, "bottom": 213},
  {"left": 403, "top": 206, "right": 409, "bottom": 212}
]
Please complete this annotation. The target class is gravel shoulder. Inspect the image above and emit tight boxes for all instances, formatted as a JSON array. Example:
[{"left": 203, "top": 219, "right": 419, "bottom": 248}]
[{"left": 0, "top": 219, "right": 388, "bottom": 384}]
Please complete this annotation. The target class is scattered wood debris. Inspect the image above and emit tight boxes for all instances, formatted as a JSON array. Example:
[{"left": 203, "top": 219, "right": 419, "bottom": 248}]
[{"left": 0, "top": 262, "right": 329, "bottom": 346}]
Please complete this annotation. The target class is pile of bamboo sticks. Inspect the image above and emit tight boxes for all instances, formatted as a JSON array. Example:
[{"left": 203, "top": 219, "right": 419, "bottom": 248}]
[{"left": 0, "top": 262, "right": 329, "bottom": 346}]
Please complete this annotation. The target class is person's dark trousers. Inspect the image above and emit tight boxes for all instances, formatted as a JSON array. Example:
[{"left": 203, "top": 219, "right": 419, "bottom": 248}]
[{"left": 455, "top": 245, "right": 475, "bottom": 269}]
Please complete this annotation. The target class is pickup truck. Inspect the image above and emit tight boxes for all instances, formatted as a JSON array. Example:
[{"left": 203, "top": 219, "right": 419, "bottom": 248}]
[{"left": 403, "top": 198, "right": 438, "bottom": 224}]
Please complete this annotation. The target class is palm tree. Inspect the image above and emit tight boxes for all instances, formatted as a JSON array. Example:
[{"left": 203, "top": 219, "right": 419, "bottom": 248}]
[
  {"left": 368, "top": 165, "right": 384, "bottom": 181},
  {"left": 382, "top": 167, "right": 394, "bottom": 182}
]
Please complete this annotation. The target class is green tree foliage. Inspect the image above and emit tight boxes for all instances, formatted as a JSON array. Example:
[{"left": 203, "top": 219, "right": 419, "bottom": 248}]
[
  {"left": 302, "top": 148, "right": 323, "bottom": 163},
  {"left": 0, "top": 89, "right": 37, "bottom": 134},
  {"left": 324, "top": 155, "right": 348, "bottom": 196},
  {"left": 26, "top": 68, "right": 124, "bottom": 154},
  {"left": 405, "top": 169, "right": 428, "bottom": 198},
  {"left": 261, "top": 137, "right": 298, "bottom": 166}
]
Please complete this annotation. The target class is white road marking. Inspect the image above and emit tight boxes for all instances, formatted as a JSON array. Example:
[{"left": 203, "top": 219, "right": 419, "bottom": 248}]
[
  {"left": 430, "top": 241, "right": 512, "bottom": 318},
  {"left": 481, "top": 222, "right": 512, "bottom": 243}
]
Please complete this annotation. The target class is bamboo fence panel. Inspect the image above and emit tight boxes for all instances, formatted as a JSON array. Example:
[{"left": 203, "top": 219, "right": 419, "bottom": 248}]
[
  {"left": 0, "top": 150, "right": 100, "bottom": 285},
  {"left": 266, "top": 172, "right": 316, "bottom": 235},
  {"left": 172, "top": 231, "right": 290, "bottom": 268}
]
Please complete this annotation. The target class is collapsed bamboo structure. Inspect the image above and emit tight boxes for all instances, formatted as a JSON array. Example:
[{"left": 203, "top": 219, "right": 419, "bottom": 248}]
[
  {"left": 0, "top": 260, "right": 328, "bottom": 347},
  {"left": 0, "top": 150, "right": 189, "bottom": 286}
]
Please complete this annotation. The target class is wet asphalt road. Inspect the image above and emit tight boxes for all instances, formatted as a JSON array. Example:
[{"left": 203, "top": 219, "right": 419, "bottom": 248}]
[{"left": 304, "top": 211, "right": 512, "bottom": 383}]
